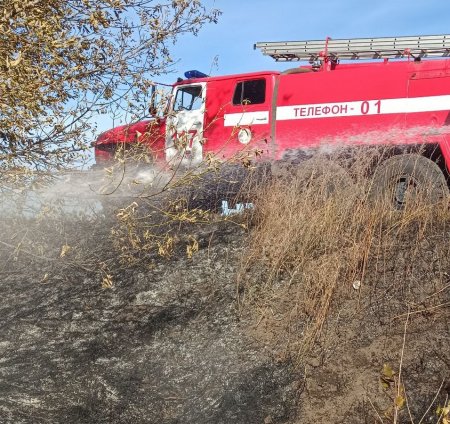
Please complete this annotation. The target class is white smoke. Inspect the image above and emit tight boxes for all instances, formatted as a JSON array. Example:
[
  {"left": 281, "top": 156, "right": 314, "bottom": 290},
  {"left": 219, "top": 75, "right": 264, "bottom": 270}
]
[{"left": 0, "top": 163, "right": 174, "bottom": 219}]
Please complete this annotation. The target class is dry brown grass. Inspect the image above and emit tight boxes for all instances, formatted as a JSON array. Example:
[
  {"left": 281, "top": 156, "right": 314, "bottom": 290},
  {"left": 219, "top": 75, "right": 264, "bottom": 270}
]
[
  {"left": 240, "top": 149, "right": 450, "bottom": 363},
  {"left": 239, "top": 149, "right": 450, "bottom": 422}
]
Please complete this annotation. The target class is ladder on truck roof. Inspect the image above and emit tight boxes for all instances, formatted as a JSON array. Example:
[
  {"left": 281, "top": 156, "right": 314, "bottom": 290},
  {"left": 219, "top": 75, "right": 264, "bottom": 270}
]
[{"left": 254, "top": 34, "right": 450, "bottom": 62}]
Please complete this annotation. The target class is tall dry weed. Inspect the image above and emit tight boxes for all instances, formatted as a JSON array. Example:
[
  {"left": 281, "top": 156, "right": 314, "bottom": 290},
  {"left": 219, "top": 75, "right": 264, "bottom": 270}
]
[{"left": 240, "top": 149, "right": 450, "bottom": 361}]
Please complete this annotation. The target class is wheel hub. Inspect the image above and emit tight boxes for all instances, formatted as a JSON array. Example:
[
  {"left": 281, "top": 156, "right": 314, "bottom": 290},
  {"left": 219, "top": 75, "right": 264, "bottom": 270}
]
[{"left": 393, "top": 175, "right": 418, "bottom": 207}]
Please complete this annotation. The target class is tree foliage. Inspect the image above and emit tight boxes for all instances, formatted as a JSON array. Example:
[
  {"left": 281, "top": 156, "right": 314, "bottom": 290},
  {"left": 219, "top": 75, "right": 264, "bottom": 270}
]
[{"left": 0, "top": 0, "right": 220, "bottom": 169}]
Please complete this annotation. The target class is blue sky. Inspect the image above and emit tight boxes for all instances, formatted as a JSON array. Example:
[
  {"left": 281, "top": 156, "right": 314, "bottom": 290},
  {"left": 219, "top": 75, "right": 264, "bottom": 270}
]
[{"left": 164, "top": 0, "right": 450, "bottom": 81}]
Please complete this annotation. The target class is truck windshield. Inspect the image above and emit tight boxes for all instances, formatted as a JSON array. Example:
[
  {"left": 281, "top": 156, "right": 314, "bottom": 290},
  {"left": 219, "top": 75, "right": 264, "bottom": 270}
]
[{"left": 173, "top": 85, "right": 203, "bottom": 112}]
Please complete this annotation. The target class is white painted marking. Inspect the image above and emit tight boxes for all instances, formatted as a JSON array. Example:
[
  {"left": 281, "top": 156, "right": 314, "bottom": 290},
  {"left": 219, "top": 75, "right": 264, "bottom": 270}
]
[
  {"left": 276, "top": 95, "right": 450, "bottom": 121},
  {"left": 224, "top": 111, "right": 270, "bottom": 127}
]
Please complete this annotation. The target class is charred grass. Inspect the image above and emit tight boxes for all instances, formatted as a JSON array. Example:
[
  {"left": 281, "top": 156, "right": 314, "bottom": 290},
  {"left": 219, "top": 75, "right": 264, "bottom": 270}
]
[{"left": 0, "top": 162, "right": 298, "bottom": 423}]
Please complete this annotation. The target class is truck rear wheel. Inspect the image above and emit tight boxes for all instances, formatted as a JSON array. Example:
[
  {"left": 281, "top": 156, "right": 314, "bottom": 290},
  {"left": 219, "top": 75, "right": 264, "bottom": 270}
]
[
  {"left": 369, "top": 154, "right": 448, "bottom": 209},
  {"left": 288, "top": 157, "right": 354, "bottom": 198}
]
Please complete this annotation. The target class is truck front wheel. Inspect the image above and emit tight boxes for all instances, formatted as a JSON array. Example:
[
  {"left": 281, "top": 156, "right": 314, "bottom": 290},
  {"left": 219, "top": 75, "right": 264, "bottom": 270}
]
[{"left": 369, "top": 154, "right": 448, "bottom": 209}]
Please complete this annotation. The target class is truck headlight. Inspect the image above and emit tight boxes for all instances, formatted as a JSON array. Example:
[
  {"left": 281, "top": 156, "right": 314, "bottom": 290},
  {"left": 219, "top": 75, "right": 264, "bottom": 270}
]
[{"left": 238, "top": 128, "right": 252, "bottom": 144}]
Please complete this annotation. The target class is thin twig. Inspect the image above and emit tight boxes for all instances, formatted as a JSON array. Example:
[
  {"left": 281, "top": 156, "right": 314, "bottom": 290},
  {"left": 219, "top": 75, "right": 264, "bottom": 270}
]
[
  {"left": 392, "top": 302, "right": 450, "bottom": 320},
  {"left": 0, "top": 240, "right": 56, "bottom": 262},
  {"left": 394, "top": 308, "right": 410, "bottom": 424},
  {"left": 417, "top": 380, "right": 445, "bottom": 424},
  {"left": 367, "top": 396, "right": 386, "bottom": 424},
  {"left": 404, "top": 391, "right": 415, "bottom": 424}
]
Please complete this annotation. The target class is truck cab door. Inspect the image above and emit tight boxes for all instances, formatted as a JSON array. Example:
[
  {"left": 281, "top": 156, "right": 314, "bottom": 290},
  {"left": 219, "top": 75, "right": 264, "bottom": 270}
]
[
  {"left": 221, "top": 77, "right": 272, "bottom": 160},
  {"left": 165, "top": 82, "right": 206, "bottom": 166}
]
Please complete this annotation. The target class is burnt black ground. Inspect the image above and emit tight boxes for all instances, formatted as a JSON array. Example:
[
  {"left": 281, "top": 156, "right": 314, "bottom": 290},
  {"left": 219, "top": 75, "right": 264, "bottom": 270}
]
[{"left": 0, "top": 196, "right": 301, "bottom": 424}]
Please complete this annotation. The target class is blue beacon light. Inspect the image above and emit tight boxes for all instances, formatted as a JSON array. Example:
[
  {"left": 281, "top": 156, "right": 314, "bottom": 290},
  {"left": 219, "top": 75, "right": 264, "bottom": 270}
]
[{"left": 184, "top": 70, "right": 209, "bottom": 79}]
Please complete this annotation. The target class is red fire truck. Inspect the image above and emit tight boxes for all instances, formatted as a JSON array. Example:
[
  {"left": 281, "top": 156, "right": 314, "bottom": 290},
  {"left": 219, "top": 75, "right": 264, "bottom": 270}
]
[{"left": 94, "top": 35, "right": 450, "bottom": 204}]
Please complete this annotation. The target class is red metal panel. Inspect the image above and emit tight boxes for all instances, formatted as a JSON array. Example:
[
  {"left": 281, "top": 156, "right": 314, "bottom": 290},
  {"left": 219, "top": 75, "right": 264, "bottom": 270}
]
[
  {"left": 406, "top": 60, "right": 450, "bottom": 170},
  {"left": 274, "top": 61, "right": 411, "bottom": 157}
]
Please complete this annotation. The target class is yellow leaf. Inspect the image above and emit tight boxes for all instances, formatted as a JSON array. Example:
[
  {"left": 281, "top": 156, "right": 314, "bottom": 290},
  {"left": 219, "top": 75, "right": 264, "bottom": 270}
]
[
  {"left": 101, "top": 274, "right": 113, "bottom": 289},
  {"left": 437, "top": 403, "right": 450, "bottom": 418},
  {"left": 60, "top": 244, "right": 71, "bottom": 258},
  {"left": 380, "top": 378, "right": 391, "bottom": 390},
  {"left": 395, "top": 396, "right": 405, "bottom": 409},
  {"left": 186, "top": 237, "right": 199, "bottom": 259},
  {"left": 382, "top": 363, "right": 395, "bottom": 378},
  {"left": 158, "top": 236, "right": 174, "bottom": 258}
]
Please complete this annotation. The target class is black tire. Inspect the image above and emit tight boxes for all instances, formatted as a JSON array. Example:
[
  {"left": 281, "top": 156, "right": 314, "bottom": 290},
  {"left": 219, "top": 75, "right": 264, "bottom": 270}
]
[{"left": 369, "top": 154, "right": 448, "bottom": 209}]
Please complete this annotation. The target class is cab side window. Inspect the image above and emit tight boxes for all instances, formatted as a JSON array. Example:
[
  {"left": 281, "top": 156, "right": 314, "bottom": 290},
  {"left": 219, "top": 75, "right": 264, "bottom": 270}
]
[
  {"left": 232, "top": 79, "right": 266, "bottom": 105},
  {"left": 174, "top": 85, "right": 203, "bottom": 111}
]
